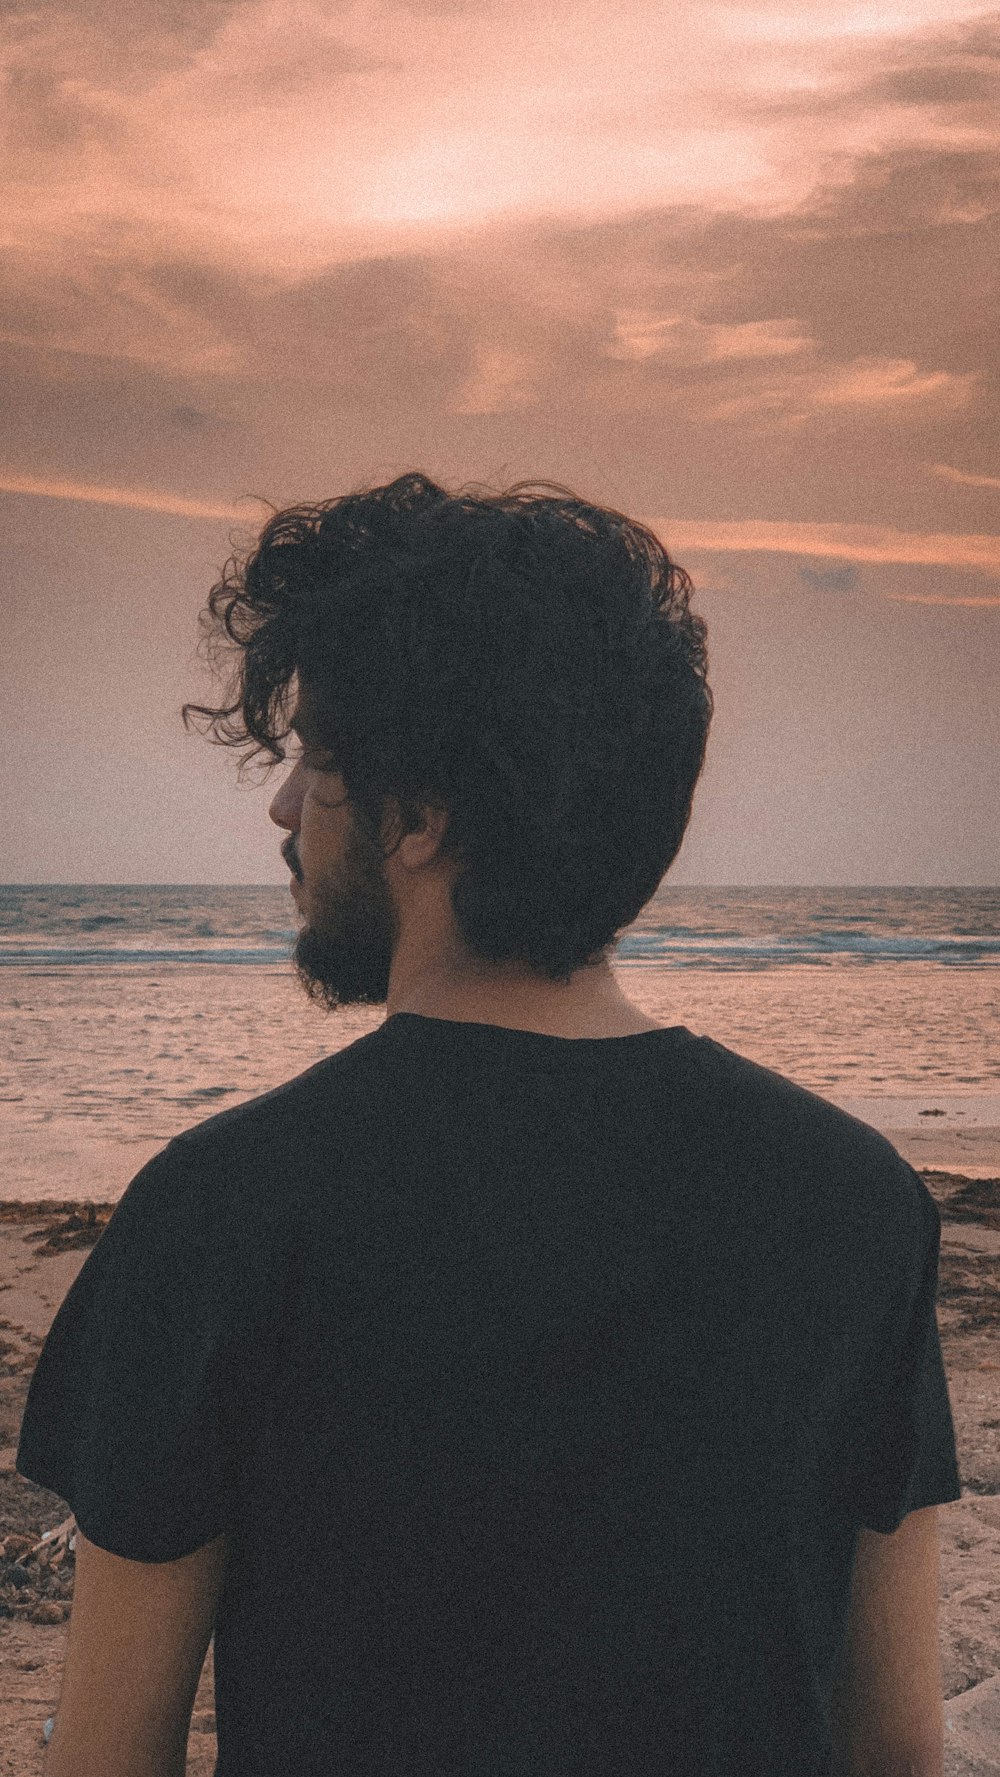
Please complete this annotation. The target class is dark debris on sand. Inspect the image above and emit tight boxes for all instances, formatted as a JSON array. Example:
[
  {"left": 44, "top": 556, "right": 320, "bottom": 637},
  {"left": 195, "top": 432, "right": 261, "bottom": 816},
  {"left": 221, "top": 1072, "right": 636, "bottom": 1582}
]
[
  {"left": 0, "top": 1476, "right": 75, "bottom": 1623},
  {"left": 922, "top": 1172, "right": 1000, "bottom": 1220},
  {"left": 921, "top": 1174, "right": 1000, "bottom": 1340},
  {"left": 940, "top": 1176, "right": 1000, "bottom": 1232},
  {"left": 0, "top": 1201, "right": 116, "bottom": 1253}
]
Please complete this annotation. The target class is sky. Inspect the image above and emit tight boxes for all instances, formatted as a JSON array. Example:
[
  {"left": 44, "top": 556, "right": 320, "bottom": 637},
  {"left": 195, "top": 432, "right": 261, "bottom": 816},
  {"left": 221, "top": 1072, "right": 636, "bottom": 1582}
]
[{"left": 1, "top": 0, "right": 997, "bottom": 885}]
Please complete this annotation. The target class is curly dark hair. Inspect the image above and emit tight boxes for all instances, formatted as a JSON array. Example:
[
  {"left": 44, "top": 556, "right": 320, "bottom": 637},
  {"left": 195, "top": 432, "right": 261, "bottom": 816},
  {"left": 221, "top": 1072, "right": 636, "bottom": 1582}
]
[{"left": 181, "top": 471, "right": 712, "bottom": 985}]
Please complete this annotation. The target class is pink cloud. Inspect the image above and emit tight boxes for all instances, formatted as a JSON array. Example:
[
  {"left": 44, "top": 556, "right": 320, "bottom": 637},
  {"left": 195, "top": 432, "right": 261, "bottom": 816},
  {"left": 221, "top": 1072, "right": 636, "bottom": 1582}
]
[
  {"left": 3, "top": 0, "right": 995, "bottom": 273},
  {"left": 0, "top": 471, "right": 250, "bottom": 521},
  {"left": 931, "top": 462, "right": 1000, "bottom": 490},
  {"left": 652, "top": 516, "right": 1000, "bottom": 572},
  {"left": 4, "top": 472, "right": 996, "bottom": 591},
  {"left": 884, "top": 589, "right": 1000, "bottom": 606}
]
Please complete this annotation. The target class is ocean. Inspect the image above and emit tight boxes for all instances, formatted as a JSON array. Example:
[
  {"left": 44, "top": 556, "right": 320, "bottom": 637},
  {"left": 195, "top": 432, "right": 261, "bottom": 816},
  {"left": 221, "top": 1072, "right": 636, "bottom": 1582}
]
[{"left": 1, "top": 883, "right": 998, "bottom": 1202}]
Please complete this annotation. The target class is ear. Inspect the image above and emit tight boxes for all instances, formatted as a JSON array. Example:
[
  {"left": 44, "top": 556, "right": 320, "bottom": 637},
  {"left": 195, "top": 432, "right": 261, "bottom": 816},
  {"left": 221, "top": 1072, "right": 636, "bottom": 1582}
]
[
  {"left": 401, "top": 800, "right": 451, "bottom": 866},
  {"left": 379, "top": 793, "right": 450, "bottom": 866}
]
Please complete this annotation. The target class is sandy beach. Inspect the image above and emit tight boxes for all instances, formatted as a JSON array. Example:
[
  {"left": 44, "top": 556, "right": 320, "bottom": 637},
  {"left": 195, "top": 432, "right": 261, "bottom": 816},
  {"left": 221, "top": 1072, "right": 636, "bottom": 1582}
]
[{"left": 0, "top": 1169, "right": 998, "bottom": 1776}]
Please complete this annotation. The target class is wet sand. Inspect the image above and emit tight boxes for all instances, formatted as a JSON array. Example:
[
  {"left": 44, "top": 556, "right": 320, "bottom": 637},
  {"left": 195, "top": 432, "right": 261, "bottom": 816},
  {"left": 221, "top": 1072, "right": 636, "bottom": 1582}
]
[{"left": 0, "top": 1172, "right": 997, "bottom": 1775}]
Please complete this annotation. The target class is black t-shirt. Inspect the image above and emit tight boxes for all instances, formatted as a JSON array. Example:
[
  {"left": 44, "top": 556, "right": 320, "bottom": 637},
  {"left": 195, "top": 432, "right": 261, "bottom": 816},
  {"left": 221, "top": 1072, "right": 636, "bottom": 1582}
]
[{"left": 16, "top": 1013, "right": 962, "bottom": 1776}]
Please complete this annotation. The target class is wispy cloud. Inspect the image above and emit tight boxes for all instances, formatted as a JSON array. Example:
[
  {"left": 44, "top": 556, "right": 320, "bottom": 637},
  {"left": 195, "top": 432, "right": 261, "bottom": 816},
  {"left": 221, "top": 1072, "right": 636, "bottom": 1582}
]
[
  {"left": 884, "top": 590, "right": 1000, "bottom": 605},
  {"left": 3, "top": 0, "right": 995, "bottom": 271},
  {"left": 605, "top": 313, "right": 813, "bottom": 366},
  {"left": 808, "top": 357, "right": 974, "bottom": 408},
  {"left": 653, "top": 517, "right": 1000, "bottom": 572},
  {"left": 699, "top": 353, "right": 977, "bottom": 426},
  {"left": 930, "top": 461, "right": 1000, "bottom": 489},
  {"left": 744, "top": 4, "right": 1000, "bottom": 119},
  {"left": 1, "top": 1, "right": 997, "bottom": 612},
  {"left": 4, "top": 472, "right": 996, "bottom": 589},
  {"left": 0, "top": 472, "right": 253, "bottom": 521}
]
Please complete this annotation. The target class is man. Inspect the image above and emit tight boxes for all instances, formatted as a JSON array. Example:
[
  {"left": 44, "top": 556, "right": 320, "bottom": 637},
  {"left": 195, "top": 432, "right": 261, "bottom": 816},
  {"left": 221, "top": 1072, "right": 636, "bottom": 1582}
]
[{"left": 17, "top": 472, "right": 961, "bottom": 1775}]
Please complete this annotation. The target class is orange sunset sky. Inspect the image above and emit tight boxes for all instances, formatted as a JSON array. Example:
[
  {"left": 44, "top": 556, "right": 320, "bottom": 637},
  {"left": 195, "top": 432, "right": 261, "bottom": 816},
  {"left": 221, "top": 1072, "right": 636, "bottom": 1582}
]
[{"left": 1, "top": 0, "right": 997, "bottom": 884}]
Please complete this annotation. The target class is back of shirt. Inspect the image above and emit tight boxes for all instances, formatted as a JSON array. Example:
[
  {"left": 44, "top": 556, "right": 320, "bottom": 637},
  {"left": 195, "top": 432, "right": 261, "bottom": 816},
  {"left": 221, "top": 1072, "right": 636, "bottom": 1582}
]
[{"left": 16, "top": 1012, "right": 962, "bottom": 1777}]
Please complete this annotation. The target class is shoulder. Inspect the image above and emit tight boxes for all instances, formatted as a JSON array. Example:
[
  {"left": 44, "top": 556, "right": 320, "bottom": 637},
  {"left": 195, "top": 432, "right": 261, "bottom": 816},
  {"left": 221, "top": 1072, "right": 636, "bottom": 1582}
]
[
  {"left": 686, "top": 1033, "right": 936, "bottom": 1237},
  {"left": 170, "top": 1018, "right": 392, "bottom": 1161},
  {"left": 113, "top": 1022, "right": 398, "bottom": 1232}
]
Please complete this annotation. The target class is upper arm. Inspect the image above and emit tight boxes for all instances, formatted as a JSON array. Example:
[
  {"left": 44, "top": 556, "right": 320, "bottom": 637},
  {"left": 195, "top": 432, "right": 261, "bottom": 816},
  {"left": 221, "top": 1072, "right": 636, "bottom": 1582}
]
[
  {"left": 829, "top": 1504, "right": 944, "bottom": 1774},
  {"left": 45, "top": 1527, "right": 228, "bottom": 1777}
]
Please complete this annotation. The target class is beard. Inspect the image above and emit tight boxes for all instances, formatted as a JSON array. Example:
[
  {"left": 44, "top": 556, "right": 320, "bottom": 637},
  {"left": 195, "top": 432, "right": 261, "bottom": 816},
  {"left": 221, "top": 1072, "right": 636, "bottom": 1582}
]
[{"left": 290, "top": 816, "right": 400, "bottom": 1013}]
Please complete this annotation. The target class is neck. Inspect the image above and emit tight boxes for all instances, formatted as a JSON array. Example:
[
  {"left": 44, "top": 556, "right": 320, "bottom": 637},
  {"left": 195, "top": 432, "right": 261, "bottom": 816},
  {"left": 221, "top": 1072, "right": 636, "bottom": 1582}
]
[{"left": 387, "top": 956, "right": 663, "bottom": 1039}]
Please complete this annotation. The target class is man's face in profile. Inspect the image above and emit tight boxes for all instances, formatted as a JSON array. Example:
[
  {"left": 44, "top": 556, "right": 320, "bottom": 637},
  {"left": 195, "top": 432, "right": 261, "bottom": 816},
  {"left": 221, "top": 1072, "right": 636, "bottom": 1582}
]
[{"left": 268, "top": 720, "right": 399, "bottom": 1012}]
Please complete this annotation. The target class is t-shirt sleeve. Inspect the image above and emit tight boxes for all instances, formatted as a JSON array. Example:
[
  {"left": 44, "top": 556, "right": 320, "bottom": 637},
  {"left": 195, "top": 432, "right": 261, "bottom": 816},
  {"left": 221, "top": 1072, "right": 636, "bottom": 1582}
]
[
  {"left": 850, "top": 1183, "right": 963, "bottom": 1535},
  {"left": 15, "top": 1142, "right": 242, "bottom": 1562}
]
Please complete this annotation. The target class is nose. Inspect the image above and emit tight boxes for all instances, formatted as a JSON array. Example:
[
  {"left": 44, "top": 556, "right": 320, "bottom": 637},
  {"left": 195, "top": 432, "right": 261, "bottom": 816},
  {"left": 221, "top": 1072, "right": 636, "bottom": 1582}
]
[{"left": 268, "top": 761, "right": 304, "bottom": 832}]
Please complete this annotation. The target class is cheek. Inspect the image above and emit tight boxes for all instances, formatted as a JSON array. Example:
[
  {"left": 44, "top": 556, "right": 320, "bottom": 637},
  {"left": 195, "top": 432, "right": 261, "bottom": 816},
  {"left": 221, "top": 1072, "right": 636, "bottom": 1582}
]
[{"left": 299, "top": 790, "right": 340, "bottom": 859}]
